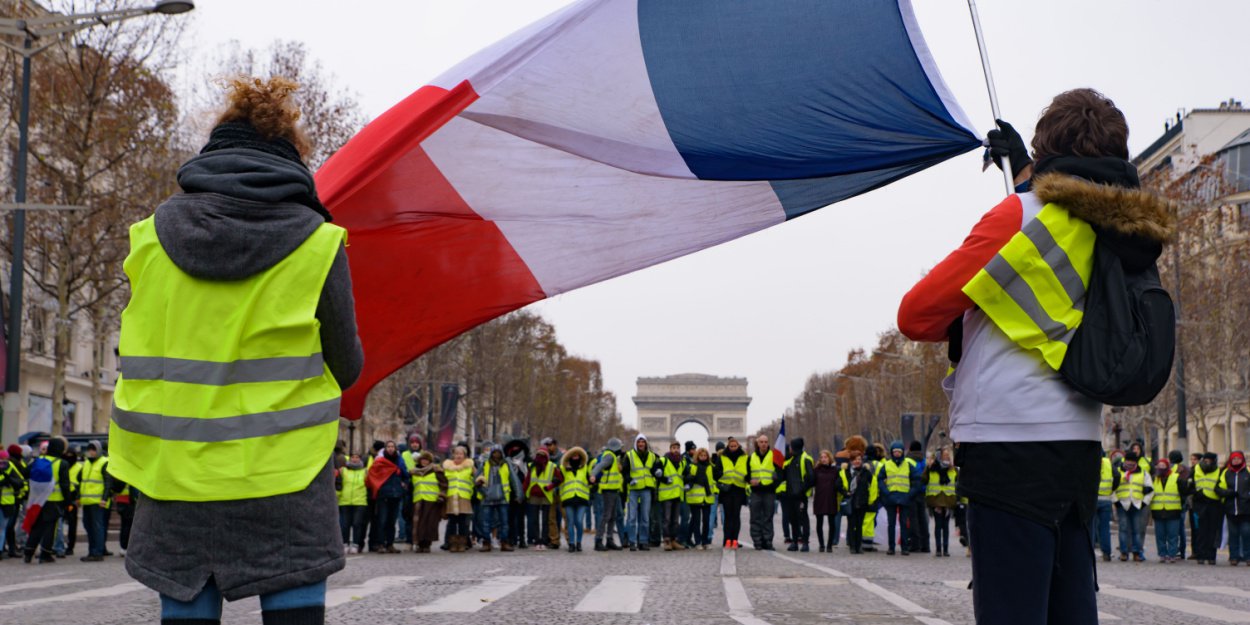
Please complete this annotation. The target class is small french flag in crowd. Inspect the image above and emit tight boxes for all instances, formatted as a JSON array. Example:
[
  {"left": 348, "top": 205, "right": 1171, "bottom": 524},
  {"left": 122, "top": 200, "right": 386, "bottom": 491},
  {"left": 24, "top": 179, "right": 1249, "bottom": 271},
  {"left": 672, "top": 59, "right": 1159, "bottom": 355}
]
[
  {"left": 773, "top": 418, "right": 787, "bottom": 467},
  {"left": 21, "top": 456, "right": 54, "bottom": 533}
]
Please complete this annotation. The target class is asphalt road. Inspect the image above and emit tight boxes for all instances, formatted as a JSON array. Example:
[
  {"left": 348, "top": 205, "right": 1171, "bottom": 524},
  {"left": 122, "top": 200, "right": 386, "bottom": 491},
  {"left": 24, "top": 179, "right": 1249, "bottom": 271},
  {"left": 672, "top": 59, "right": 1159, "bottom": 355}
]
[{"left": 1, "top": 516, "right": 1247, "bottom": 625}]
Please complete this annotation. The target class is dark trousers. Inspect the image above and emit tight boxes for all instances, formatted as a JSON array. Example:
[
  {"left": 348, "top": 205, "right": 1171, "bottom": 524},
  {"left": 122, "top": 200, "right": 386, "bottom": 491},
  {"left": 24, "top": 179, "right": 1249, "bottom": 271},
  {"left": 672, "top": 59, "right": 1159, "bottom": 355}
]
[
  {"left": 689, "top": 504, "right": 711, "bottom": 546},
  {"left": 886, "top": 503, "right": 911, "bottom": 553},
  {"left": 339, "top": 505, "right": 367, "bottom": 547},
  {"left": 932, "top": 508, "right": 951, "bottom": 554},
  {"left": 373, "top": 496, "right": 401, "bottom": 547},
  {"left": 678, "top": 501, "right": 691, "bottom": 545},
  {"left": 527, "top": 503, "right": 550, "bottom": 546},
  {"left": 508, "top": 502, "right": 527, "bottom": 547},
  {"left": 968, "top": 503, "right": 1096, "bottom": 625},
  {"left": 661, "top": 499, "right": 681, "bottom": 539},
  {"left": 399, "top": 498, "right": 414, "bottom": 543},
  {"left": 911, "top": 499, "right": 930, "bottom": 552},
  {"left": 62, "top": 505, "right": 78, "bottom": 553},
  {"left": 1194, "top": 500, "right": 1223, "bottom": 561},
  {"left": 2, "top": 503, "right": 19, "bottom": 553},
  {"left": 116, "top": 502, "right": 135, "bottom": 550},
  {"left": 648, "top": 491, "right": 662, "bottom": 545},
  {"left": 82, "top": 505, "right": 109, "bottom": 556},
  {"left": 447, "top": 513, "right": 471, "bottom": 537},
  {"left": 781, "top": 498, "right": 791, "bottom": 541},
  {"left": 721, "top": 490, "right": 745, "bottom": 542},
  {"left": 25, "top": 501, "right": 61, "bottom": 555},
  {"left": 595, "top": 492, "right": 621, "bottom": 545},
  {"left": 954, "top": 502, "right": 968, "bottom": 547},
  {"left": 815, "top": 513, "right": 834, "bottom": 548},
  {"left": 749, "top": 491, "right": 776, "bottom": 547},
  {"left": 847, "top": 510, "right": 865, "bottom": 551},
  {"left": 782, "top": 498, "right": 810, "bottom": 544}
]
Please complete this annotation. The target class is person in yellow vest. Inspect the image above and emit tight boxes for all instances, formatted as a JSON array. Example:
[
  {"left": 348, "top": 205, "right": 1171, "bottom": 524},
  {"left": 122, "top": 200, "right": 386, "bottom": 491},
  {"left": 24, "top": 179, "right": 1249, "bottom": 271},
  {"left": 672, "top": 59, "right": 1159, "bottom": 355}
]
[
  {"left": 778, "top": 438, "right": 815, "bottom": 552},
  {"left": 657, "top": 443, "right": 687, "bottom": 551},
  {"left": 747, "top": 434, "right": 780, "bottom": 550},
  {"left": 1092, "top": 450, "right": 1117, "bottom": 562},
  {"left": 1215, "top": 451, "right": 1249, "bottom": 565},
  {"left": 713, "top": 436, "right": 749, "bottom": 549},
  {"left": 474, "top": 445, "right": 514, "bottom": 552},
  {"left": 410, "top": 451, "right": 447, "bottom": 553},
  {"left": 924, "top": 449, "right": 958, "bottom": 557},
  {"left": 590, "top": 438, "right": 625, "bottom": 551},
  {"left": 78, "top": 441, "right": 112, "bottom": 562},
  {"left": 108, "top": 77, "right": 363, "bottom": 624},
  {"left": 0, "top": 449, "right": 24, "bottom": 561},
  {"left": 899, "top": 89, "right": 1172, "bottom": 622},
  {"left": 862, "top": 442, "right": 887, "bottom": 552},
  {"left": 685, "top": 447, "right": 717, "bottom": 550},
  {"left": 24, "top": 436, "right": 72, "bottom": 563},
  {"left": 846, "top": 452, "right": 876, "bottom": 554},
  {"left": 1149, "top": 458, "right": 1189, "bottom": 563},
  {"left": 560, "top": 447, "right": 592, "bottom": 552},
  {"left": 56, "top": 445, "right": 82, "bottom": 558},
  {"left": 443, "top": 446, "right": 476, "bottom": 553},
  {"left": 3, "top": 444, "right": 28, "bottom": 558},
  {"left": 621, "top": 434, "right": 660, "bottom": 551},
  {"left": 1114, "top": 457, "right": 1153, "bottom": 562},
  {"left": 881, "top": 441, "right": 917, "bottom": 556},
  {"left": 335, "top": 454, "right": 368, "bottom": 554},
  {"left": 1189, "top": 452, "right": 1224, "bottom": 564},
  {"left": 398, "top": 433, "right": 423, "bottom": 547}
]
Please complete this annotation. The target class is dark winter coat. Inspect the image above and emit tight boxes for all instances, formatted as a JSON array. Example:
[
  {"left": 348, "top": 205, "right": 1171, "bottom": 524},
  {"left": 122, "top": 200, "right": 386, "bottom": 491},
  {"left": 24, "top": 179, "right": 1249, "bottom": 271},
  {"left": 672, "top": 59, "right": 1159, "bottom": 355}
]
[
  {"left": 780, "top": 438, "right": 815, "bottom": 501},
  {"left": 1217, "top": 466, "right": 1250, "bottom": 517},
  {"left": 812, "top": 464, "right": 844, "bottom": 515},
  {"left": 848, "top": 463, "right": 874, "bottom": 512},
  {"left": 124, "top": 139, "right": 363, "bottom": 603}
]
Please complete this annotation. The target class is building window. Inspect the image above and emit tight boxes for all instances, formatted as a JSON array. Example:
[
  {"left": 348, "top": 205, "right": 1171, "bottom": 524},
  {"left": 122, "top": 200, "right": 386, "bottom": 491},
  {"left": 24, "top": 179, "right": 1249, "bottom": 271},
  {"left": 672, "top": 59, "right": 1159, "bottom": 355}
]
[
  {"left": 27, "top": 394, "right": 52, "bottom": 433},
  {"left": 1239, "top": 202, "right": 1250, "bottom": 232}
]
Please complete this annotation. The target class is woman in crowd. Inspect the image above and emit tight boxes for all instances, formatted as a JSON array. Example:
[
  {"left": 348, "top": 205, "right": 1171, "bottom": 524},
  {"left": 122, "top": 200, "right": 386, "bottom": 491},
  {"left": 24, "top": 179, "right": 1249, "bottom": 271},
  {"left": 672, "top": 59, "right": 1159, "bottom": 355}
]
[
  {"left": 560, "top": 447, "right": 592, "bottom": 552},
  {"left": 846, "top": 452, "right": 874, "bottom": 555},
  {"left": 411, "top": 451, "right": 447, "bottom": 553},
  {"left": 370, "top": 441, "right": 409, "bottom": 553},
  {"left": 713, "top": 436, "right": 748, "bottom": 549},
  {"left": 813, "top": 449, "right": 845, "bottom": 552},
  {"left": 524, "top": 447, "right": 562, "bottom": 550},
  {"left": 684, "top": 447, "right": 716, "bottom": 550},
  {"left": 925, "top": 448, "right": 958, "bottom": 558},
  {"left": 336, "top": 454, "right": 368, "bottom": 554},
  {"left": 443, "top": 446, "right": 476, "bottom": 553}
]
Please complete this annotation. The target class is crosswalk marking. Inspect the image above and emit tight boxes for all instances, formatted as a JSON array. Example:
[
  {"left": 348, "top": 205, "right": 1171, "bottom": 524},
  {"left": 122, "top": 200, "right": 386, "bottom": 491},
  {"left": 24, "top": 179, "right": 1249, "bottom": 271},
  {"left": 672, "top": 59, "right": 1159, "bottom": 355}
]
[
  {"left": 723, "top": 576, "right": 774, "bottom": 625},
  {"left": 0, "top": 579, "right": 91, "bottom": 595},
  {"left": 411, "top": 576, "right": 536, "bottom": 613},
  {"left": 850, "top": 577, "right": 930, "bottom": 614},
  {"left": 574, "top": 575, "right": 647, "bottom": 613},
  {"left": 1101, "top": 585, "right": 1250, "bottom": 623},
  {"left": 721, "top": 548, "right": 736, "bottom": 576},
  {"left": 1188, "top": 586, "right": 1250, "bottom": 601},
  {"left": 769, "top": 551, "right": 849, "bottom": 578},
  {"left": 326, "top": 576, "right": 420, "bottom": 608},
  {"left": 0, "top": 582, "right": 145, "bottom": 610}
]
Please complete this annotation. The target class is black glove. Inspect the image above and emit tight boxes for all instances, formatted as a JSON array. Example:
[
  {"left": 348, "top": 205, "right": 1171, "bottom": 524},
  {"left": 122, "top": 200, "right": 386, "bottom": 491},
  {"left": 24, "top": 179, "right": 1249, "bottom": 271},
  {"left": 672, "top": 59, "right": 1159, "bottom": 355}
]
[{"left": 983, "top": 119, "right": 1031, "bottom": 178}]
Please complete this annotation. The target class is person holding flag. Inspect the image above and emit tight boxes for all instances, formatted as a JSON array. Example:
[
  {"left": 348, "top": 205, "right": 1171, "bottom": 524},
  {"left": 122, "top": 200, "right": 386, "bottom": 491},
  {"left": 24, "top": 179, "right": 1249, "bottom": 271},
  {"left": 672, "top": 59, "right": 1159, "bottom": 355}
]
[
  {"left": 22, "top": 436, "right": 72, "bottom": 563},
  {"left": 748, "top": 432, "right": 781, "bottom": 550}
]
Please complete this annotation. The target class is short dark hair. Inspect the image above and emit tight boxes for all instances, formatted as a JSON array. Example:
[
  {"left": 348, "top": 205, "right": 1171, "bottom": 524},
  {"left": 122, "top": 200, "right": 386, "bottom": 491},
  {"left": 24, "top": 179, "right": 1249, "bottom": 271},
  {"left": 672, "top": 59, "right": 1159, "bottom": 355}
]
[{"left": 1031, "top": 88, "right": 1129, "bottom": 161}]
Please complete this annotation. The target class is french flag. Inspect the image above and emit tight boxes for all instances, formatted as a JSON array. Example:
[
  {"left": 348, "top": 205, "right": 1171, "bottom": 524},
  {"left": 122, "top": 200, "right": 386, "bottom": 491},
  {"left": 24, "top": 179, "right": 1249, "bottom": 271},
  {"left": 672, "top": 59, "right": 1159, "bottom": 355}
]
[
  {"left": 21, "top": 457, "right": 54, "bottom": 533},
  {"left": 317, "top": 0, "right": 979, "bottom": 417},
  {"left": 773, "top": 417, "right": 787, "bottom": 467}
]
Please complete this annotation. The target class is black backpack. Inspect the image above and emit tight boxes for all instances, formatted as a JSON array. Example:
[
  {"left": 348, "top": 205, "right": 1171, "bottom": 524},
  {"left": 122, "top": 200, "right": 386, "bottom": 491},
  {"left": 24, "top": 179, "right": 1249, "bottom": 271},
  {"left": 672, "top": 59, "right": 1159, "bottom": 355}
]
[{"left": 1059, "top": 231, "right": 1176, "bottom": 406}]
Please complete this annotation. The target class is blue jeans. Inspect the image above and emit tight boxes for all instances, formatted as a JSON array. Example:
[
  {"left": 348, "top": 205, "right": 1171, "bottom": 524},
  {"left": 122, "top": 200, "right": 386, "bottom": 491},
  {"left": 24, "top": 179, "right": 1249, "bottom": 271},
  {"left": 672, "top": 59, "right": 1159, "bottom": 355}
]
[
  {"left": 678, "top": 501, "right": 691, "bottom": 545},
  {"left": 83, "top": 505, "right": 109, "bottom": 557},
  {"left": 1116, "top": 505, "right": 1145, "bottom": 557},
  {"left": 480, "top": 504, "right": 509, "bottom": 544},
  {"left": 565, "top": 503, "right": 588, "bottom": 546},
  {"left": 1091, "top": 500, "right": 1112, "bottom": 556},
  {"left": 1153, "top": 516, "right": 1181, "bottom": 559},
  {"left": 1229, "top": 515, "right": 1250, "bottom": 562},
  {"left": 161, "top": 579, "right": 325, "bottom": 620},
  {"left": 627, "top": 489, "right": 652, "bottom": 545}
]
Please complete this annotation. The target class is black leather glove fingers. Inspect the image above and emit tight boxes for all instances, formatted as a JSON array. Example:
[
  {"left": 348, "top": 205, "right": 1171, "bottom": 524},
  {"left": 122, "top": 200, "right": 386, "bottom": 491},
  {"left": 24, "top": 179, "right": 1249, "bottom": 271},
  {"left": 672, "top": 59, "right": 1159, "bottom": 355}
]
[{"left": 983, "top": 118, "right": 1031, "bottom": 177}]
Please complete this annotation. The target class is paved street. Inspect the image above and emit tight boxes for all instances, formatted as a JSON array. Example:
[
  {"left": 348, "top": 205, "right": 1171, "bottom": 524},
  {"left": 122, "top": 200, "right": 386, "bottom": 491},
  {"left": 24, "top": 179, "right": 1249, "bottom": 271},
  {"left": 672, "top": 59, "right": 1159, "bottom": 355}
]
[{"left": 1, "top": 518, "right": 1247, "bottom": 625}]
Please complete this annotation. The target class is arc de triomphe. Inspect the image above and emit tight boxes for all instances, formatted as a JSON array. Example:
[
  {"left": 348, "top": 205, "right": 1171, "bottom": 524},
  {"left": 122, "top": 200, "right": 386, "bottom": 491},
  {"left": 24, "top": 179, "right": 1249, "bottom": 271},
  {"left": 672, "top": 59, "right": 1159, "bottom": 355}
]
[{"left": 632, "top": 374, "right": 750, "bottom": 447}]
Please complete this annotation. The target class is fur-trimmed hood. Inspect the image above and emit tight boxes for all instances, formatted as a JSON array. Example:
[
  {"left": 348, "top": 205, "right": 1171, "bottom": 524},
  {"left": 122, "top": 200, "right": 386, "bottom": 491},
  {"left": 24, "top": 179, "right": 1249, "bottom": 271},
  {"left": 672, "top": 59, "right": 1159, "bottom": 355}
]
[
  {"left": 1033, "top": 173, "right": 1174, "bottom": 243},
  {"left": 561, "top": 446, "right": 589, "bottom": 471}
]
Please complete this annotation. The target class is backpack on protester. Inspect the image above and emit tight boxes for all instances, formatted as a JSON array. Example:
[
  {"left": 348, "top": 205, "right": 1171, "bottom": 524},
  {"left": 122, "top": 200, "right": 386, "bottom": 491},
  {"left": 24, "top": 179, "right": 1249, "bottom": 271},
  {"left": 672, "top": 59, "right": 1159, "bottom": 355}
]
[{"left": 1058, "top": 230, "right": 1176, "bottom": 406}]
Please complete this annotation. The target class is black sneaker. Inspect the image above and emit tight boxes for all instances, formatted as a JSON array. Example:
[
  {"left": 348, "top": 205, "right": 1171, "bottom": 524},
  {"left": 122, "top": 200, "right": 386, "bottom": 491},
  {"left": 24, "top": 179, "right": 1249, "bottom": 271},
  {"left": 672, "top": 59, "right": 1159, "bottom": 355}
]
[
  {"left": 629, "top": 543, "right": 637, "bottom": 552},
  {"left": 576, "top": 544, "right": 583, "bottom": 552},
  {"left": 594, "top": 542, "right": 605, "bottom": 552},
  {"left": 80, "top": 555, "right": 103, "bottom": 562},
  {"left": 800, "top": 543, "right": 810, "bottom": 553},
  {"left": 638, "top": 544, "right": 650, "bottom": 551}
]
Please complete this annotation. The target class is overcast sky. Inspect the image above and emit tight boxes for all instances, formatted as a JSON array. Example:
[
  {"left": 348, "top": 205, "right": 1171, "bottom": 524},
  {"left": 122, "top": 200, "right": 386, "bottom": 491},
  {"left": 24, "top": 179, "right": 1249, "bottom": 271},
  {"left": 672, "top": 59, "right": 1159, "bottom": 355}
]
[{"left": 182, "top": 0, "right": 1247, "bottom": 434}]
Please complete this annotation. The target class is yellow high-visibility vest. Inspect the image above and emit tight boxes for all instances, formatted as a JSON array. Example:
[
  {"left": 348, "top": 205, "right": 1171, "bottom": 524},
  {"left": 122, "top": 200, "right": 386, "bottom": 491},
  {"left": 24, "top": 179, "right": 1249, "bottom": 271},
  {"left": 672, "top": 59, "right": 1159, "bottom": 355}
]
[
  {"left": 529, "top": 462, "right": 556, "bottom": 503},
  {"left": 749, "top": 452, "right": 776, "bottom": 487},
  {"left": 45, "top": 457, "right": 65, "bottom": 502},
  {"left": 685, "top": 463, "right": 717, "bottom": 505},
  {"left": 0, "top": 463, "right": 22, "bottom": 505},
  {"left": 718, "top": 454, "right": 748, "bottom": 490},
  {"left": 337, "top": 468, "right": 367, "bottom": 506},
  {"left": 1194, "top": 465, "right": 1222, "bottom": 501},
  {"left": 925, "top": 468, "right": 957, "bottom": 498},
  {"left": 597, "top": 453, "right": 623, "bottom": 492},
  {"left": 80, "top": 457, "right": 110, "bottom": 506},
  {"left": 110, "top": 217, "right": 346, "bottom": 502},
  {"left": 1114, "top": 469, "right": 1146, "bottom": 504},
  {"left": 657, "top": 457, "right": 684, "bottom": 502},
  {"left": 412, "top": 471, "right": 441, "bottom": 503},
  {"left": 1150, "top": 472, "right": 1181, "bottom": 512},
  {"left": 963, "top": 202, "right": 1095, "bottom": 369},
  {"left": 627, "top": 450, "right": 657, "bottom": 490},
  {"left": 1098, "top": 458, "right": 1113, "bottom": 498},
  {"left": 883, "top": 458, "right": 916, "bottom": 494},
  {"left": 561, "top": 466, "right": 590, "bottom": 502},
  {"left": 446, "top": 466, "right": 474, "bottom": 501}
]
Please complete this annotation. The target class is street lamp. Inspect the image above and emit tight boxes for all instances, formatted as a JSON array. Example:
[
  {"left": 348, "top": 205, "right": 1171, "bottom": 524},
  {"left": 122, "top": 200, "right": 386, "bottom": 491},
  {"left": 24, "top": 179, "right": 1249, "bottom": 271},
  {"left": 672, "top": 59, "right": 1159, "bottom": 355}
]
[{"left": 0, "top": 2, "right": 194, "bottom": 441}]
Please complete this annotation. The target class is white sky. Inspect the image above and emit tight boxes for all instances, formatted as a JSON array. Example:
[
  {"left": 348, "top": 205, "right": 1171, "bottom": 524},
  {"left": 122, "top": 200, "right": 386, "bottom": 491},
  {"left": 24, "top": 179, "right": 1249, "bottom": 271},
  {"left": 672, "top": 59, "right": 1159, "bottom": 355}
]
[{"left": 181, "top": 0, "right": 1248, "bottom": 433}]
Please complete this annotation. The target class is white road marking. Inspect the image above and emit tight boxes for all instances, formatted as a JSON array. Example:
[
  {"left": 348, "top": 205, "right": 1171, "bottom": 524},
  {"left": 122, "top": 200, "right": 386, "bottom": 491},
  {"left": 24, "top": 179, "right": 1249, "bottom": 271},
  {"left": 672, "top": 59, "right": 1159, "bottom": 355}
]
[
  {"left": 1101, "top": 585, "right": 1250, "bottom": 623},
  {"left": 326, "top": 576, "right": 421, "bottom": 608},
  {"left": 914, "top": 617, "right": 956, "bottom": 625},
  {"left": 0, "top": 578, "right": 91, "bottom": 595},
  {"left": 411, "top": 576, "right": 536, "bottom": 613},
  {"left": 1188, "top": 586, "right": 1250, "bottom": 601},
  {"left": 850, "top": 577, "right": 930, "bottom": 614},
  {"left": 723, "top": 576, "right": 774, "bottom": 625},
  {"left": 574, "top": 575, "right": 647, "bottom": 613},
  {"left": 0, "top": 582, "right": 145, "bottom": 609},
  {"left": 721, "top": 547, "right": 736, "bottom": 576},
  {"left": 768, "top": 551, "right": 850, "bottom": 578},
  {"left": 483, "top": 568, "right": 504, "bottom": 574},
  {"left": 945, "top": 579, "right": 1118, "bottom": 621}
]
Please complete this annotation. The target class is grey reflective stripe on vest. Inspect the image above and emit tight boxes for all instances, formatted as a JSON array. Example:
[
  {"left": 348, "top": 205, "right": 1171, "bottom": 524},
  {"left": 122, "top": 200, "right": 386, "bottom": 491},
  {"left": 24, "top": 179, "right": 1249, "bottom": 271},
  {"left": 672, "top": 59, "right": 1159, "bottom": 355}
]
[
  {"left": 983, "top": 254, "right": 1079, "bottom": 342},
  {"left": 111, "top": 397, "right": 340, "bottom": 443},
  {"left": 1020, "top": 217, "right": 1086, "bottom": 304},
  {"left": 120, "top": 354, "right": 325, "bottom": 386}
]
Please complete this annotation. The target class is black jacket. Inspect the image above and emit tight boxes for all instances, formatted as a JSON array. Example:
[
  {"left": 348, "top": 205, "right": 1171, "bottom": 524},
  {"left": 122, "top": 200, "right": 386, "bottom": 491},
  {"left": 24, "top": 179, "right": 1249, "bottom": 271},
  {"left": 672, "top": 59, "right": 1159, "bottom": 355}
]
[{"left": 1216, "top": 468, "right": 1249, "bottom": 517}]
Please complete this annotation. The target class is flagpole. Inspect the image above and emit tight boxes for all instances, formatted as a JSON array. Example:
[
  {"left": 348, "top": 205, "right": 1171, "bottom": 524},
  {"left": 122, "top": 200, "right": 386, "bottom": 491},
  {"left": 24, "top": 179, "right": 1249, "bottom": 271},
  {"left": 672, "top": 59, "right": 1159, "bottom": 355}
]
[{"left": 967, "top": 0, "right": 1014, "bottom": 195}]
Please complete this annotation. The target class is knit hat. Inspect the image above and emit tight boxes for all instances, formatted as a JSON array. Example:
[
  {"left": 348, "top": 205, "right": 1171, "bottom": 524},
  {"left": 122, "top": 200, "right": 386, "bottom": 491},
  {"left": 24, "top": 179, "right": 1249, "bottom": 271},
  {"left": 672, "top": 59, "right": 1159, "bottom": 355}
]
[
  {"left": 87, "top": 439, "right": 102, "bottom": 452},
  {"left": 46, "top": 436, "right": 67, "bottom": 458},
  {"left": 1168, "top": 450, "right": 1184, "bottom": 465},
  {"left": 606, "top": 438, "right": 623, "bottom": 452},
  {"left": 909, "top": 441, "right": 923, "bottom": 452},
  {"left": 6, "top": 444, "right": 19, "bottom": 458},
  {"left": 1155, "top": 458, "right": 1170, "bottom": 470},
  {"left": 715, "top": 441, "right": 726, "bottom": 452},
  {"left": 890, "top": 440, "right": 904, "bottom": 452},
  {"left": 1231, "top": 451, "right": 1245, "bottom": 467},
  {"left": 685, "top": 441, "right": 696, "bottom": 452},
  {"left": 0, "top": 450, "right": 8, "bottom": 460},
  {"left": 1203, "top": 452, "right": 1219, "bottom": 462}
]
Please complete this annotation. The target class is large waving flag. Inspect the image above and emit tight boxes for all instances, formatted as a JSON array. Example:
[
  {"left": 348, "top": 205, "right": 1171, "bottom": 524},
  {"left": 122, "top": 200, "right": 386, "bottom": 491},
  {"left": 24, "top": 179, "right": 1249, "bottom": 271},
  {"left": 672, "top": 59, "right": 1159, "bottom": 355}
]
[
  {"left": 317, "top": 0, "right": 980, "bottom": 417},
  {"left": 21, "top": 457, "right": 54, "bottom": 533}
]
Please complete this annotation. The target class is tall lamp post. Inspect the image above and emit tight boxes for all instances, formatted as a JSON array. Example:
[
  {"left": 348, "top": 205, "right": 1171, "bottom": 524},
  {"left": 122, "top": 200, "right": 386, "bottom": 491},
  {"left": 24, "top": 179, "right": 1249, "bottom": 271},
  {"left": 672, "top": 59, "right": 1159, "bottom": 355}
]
[{"left": 0, "top": 1, "right": 194, "bottom": 442}]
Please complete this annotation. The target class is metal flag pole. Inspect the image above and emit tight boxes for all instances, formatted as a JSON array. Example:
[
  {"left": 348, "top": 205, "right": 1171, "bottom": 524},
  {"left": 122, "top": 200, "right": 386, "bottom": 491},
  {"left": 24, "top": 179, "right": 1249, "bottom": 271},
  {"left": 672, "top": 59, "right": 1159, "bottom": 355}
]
[{"left": 967, "top": 0, "right": 1014, "bottom": 195}]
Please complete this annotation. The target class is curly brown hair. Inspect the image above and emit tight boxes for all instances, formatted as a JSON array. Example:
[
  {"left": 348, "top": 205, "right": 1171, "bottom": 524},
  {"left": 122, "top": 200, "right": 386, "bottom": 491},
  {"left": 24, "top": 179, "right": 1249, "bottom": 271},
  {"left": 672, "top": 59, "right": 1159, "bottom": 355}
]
[
  {"left": 215, "top": 76, "right": 312, "bottom": 157},
  {"left": 1031, "top": 88, "right": 1129, "bottom": 161}
]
